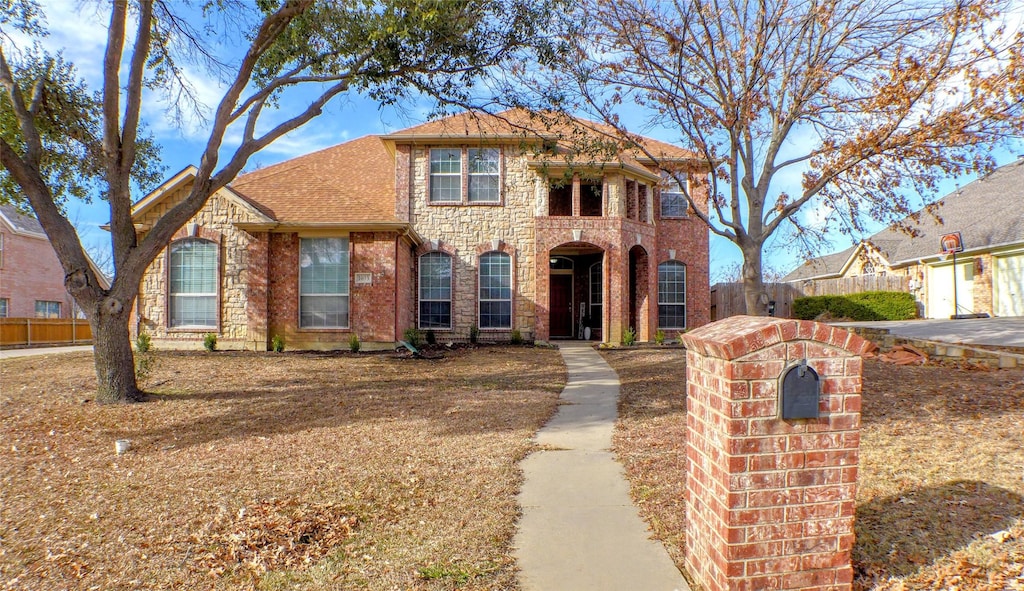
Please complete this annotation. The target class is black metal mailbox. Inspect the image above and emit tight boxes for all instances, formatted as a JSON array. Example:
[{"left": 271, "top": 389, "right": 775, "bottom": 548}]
[{"left": 779, "top": 360, "right": 820, "bottom": 419}]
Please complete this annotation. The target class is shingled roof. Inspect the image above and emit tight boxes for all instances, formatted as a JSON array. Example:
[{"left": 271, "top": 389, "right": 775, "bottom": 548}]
[
  {"left": 385, "top": 108, "right": 699, "bottom": 162},
  {"left": 783, "top": 157, "right": 1024, "bottom": 281},
  {"left": 230, "top": 135, "right": 397, "bottom": 224},
  {"left": 0, "top": 204, "right": 46, "bottom": 236}
]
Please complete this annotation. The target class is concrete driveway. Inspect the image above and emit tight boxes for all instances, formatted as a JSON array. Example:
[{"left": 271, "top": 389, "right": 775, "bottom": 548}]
[
  {"left": 0, "top": 345, "right": 93, "bottom": 359},
  {"left": 834, "top": 317, "right": 1024, "bottom": 348}
]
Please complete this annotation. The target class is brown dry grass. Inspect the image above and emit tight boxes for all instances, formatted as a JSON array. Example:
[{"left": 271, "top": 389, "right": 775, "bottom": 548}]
[
  {"left": 602, "top": 347, "right": 1024, "bottom": 591},
  {"left": 1, "top": 346, "right": 565, "bottom": 590}
]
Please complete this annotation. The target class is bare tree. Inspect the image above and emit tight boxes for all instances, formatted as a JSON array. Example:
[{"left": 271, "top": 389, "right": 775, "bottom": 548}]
[
  {"left": 1, "top": 0, "right": 559, "bottom": 402},
  {"left": 554, "top": 0, "right": 1024, "bottom": 314}
]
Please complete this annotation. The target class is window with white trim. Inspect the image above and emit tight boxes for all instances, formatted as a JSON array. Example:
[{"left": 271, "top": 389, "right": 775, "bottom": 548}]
[
  {"left": 299, "top": 237, "right": 349, "bottom": 328},
  {"left": 468, "top": 148, "right": 500, "bottom": 203},
  {"left": 169, "top": 238, "right": 218, "bottom": 328},
  {"left": 0, "top": 298, "right": 8, "bottom": 318},
  {"left": 35, "top": 300, "right": 61, "bottom": 318},
  {"left": 658, "top": 260, "right": 686, "bottom": 329},
  {"left": 660, "top": 173, "right": 688, "bottom": 218},
  {"left": 419, "top": 252, "right": 452, "bottom": 329},
  {"left": 429, "top": 148, "right": 462, "bottom": 202},
  {"left": 479, "top": 252, "right": 511, "bottom": 329}
]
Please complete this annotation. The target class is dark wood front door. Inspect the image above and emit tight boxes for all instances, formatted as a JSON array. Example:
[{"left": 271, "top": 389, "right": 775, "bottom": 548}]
[{"left": 550, "top": 274, "right": 573, "bottom": 338}]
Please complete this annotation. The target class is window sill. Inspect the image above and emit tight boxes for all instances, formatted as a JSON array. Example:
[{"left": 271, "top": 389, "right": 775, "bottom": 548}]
[
  {"left": 296, "top": 327, "right": 352, "bottom": 332},
  {"left": 168, "top": 327, "right": 218, "bottom": 333}
]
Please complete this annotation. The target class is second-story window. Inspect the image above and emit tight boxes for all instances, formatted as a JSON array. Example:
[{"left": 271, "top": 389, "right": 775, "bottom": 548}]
[
  {"left": 429, "top": 148, "right": 462, "bottom": 202},
  {"left": 660, "top": 173, "right": 688, "bottom": 218},
  {"left": 468, "top": 148, "right": 500, "bottom": 203}
]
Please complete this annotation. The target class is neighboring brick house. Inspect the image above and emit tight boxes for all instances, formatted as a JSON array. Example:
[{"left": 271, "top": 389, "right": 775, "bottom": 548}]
[
  {"left": 131, "top": 109, "right": 712, "bottom": 350},
  {"left": 0, "top": 204, "right": 91, "bottom": 318},
  {"left": 783, "top": 157, "right": 1024, "bottom": 318}
]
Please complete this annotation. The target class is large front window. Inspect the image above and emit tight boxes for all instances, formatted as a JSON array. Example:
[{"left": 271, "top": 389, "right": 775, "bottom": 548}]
[
  {"left": 479, "top": 252, "right": 511, "bottom": 329},
  {"left": 658, "top": 260, "right": 686, "bottom": 329},
  {"left": 419, "top": 252, "right": 452, "bottom": 329},
  {"left": 468, "top": 148, "right": 500, "bottom": 203},
  {"left": 300, "top": 237, "right": 349, "bottom": 328},
  {"left": 429, "top": 148, "right": 462, "bottom": 202},
  {"left": 169, "top": 238, "right": 217, "bottom": 328}
]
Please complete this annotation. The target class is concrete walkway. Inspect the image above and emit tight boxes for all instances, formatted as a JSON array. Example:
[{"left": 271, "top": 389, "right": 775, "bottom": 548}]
[
  {"left": 514, "top": 341, "right": 689, "bottom": 591},
  {"left": 0, "top": 345, "right": 93, "bottom": 359}
]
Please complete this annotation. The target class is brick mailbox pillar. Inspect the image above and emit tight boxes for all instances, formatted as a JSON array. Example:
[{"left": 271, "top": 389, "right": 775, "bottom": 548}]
[{"left": 679, "top": 315, "right": 872, "bottom": 591}]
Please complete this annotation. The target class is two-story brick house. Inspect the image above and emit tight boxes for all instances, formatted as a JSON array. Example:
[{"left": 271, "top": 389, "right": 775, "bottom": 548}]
[
  {"left": 131, "top": 110, "right": 711, "bottom": 350},
  {"left": 0, "top": 204, "right": 95, "bottom": 319}
]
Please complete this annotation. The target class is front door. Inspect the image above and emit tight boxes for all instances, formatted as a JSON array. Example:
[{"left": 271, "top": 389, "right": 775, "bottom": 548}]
[{"left": 550, "top": 274, "right": 574, "bottom": 338}]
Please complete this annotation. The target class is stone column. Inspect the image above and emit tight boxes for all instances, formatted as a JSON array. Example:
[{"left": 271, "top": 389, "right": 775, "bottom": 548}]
[{"left": 679, "top": 315, "right": 871, "bottom": 591}]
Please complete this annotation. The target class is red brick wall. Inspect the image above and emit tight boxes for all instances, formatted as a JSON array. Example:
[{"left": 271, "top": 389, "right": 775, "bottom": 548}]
[
  {"left": 267, "top": 232, "right": 400, "bottom": 350},
  {"left": 0, "top": 225, "right": 74, "bottom": 318},
  {"left": 395, "top": 236, "right": 415, "bottom": 340},
  {"left": 680, "top": 316, "right": 870, "bottom": 591}
]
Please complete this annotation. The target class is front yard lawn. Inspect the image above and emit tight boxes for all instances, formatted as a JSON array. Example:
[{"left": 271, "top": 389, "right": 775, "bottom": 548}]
[
  {"left": 0, "top": 347, "right": 565, "bottom": 590},
  {"left": 604, "top": 348, "right": 1024, "bottom": 591}
]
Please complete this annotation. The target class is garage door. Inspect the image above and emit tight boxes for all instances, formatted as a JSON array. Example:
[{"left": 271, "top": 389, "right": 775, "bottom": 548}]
[
  {"left": 994, "top": 253, "right": 1024, "bottom": 317},
  {"left": 927, "top": 261, "right": 974, "bottom": 319}
]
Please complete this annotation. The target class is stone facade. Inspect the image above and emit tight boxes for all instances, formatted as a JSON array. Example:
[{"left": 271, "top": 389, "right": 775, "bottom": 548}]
[
  {"left": 134, "top": 133, "right": 711, "bottom": 349},
  {"left": 135, "top": 184, "right": 262, "bottom": 349}
]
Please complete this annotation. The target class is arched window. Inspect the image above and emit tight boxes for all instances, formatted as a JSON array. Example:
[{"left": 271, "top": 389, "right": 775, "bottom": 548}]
[
  {"left": 419, "top": 252, "right": 452, "bottom": 329},
  {"left": 479, "top": 252, "right": 512, "bottom": 329},
  {"left": 169, "top": 238, "right": 218, "bottom": 328},
  {"left": 658, "top": 260, "right": 686, "bottom": 329}
]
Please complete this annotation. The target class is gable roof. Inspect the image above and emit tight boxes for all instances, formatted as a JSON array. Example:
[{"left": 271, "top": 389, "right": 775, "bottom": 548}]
[
  {"left": 784, "top": 157, "right": 1024, "bottom": 280},
  {"left": 0, "top": 204, "right": 46, "bottom": 236}
]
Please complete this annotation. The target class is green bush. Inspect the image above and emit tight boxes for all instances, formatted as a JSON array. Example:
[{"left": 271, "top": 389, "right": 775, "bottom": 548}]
[
  {"left": 349, "top": 333, "right": 361, "bottom": 353},
  {"left": 469, "top": 325, "right": 479, "bottom": 344},
  {"left": 135, "top": 331, "right": 152, "bottom": 353},
  {"left": 792, "top": 291, "right": 917, "bottom": 321},
  {"left": 623, "top": 326, "right": 636, "bottom": 346},
  {"left": 203, "top": 332, "right": 217, "bottom": 352},
  {"left": 654, "top": 329, "right": 666, "bottom": 345},
  {"left": 271, "top": 334, "right": 285, "bottom": 353},
  {"left": 403, "top": 327, "right": 423, "bottom": 347},
  {"left": 510, "top": 329, "right": 523, "bottom": 345}
]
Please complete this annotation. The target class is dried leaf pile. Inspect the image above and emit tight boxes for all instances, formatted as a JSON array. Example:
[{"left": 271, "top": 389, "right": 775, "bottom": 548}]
[
  {"left": 0, "top": 347, "right": 564, "bottom": 590},
  {"left": 602, "top": 347, "right": 1024, "bottom": 591},
  {"left": 197, "top": 499, "right": 358, "bottom": 575}
]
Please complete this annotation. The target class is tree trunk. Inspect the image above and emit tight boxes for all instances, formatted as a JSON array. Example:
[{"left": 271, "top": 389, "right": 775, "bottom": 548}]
[
  {"left": 91, "top": 300, "right": 143, "bottom": 404},
  {"left": 741, "top": 244, "right": 767, "bottom": 316}
]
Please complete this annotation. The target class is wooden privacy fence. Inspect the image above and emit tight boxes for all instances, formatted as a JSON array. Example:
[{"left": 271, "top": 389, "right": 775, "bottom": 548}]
[
  {"left": 711, "top": 275, "right": 910, "bottom": 320},
  {"left": 0, "top": 318, "right": 93, "bottom": 348}
]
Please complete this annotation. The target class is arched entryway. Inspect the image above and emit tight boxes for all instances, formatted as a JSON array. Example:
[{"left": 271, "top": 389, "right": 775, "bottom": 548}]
[
  {"left": 548, "top": 243, "right": 605, "bottom": 340},
  {"left": 628, "top": 245, "right": 649, "bottom": 339}
]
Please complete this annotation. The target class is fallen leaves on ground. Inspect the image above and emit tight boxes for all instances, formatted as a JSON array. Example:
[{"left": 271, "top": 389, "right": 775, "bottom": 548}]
[
  {"left": 602, "top": 347, "right": 1024, "bottom": 591},
  {"left": 0, "top": 346, "right": 565, "bottom": 590}
]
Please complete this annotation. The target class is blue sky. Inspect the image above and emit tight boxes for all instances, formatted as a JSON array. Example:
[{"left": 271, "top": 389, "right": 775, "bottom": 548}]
[{"left": 6, "top": 1, "right": 1023, "bottom": 281}]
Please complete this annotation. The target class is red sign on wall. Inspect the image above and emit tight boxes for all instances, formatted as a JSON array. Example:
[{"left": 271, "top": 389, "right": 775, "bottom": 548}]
[{"left": 940, "top": 232, "right": 964, "bottom": 254}]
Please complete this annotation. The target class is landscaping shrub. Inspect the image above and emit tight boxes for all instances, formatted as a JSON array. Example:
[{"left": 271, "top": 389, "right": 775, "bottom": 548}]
[
  {"left": 203, "top": 332, "right": 218, "bottom": 352},
  {"left": 654, "top": 329, "right": 666, "bottom": 345},
  {"left": 135, "top": 331, "right": 151, "bottom": 353},
  {"left": 623, "top": 326, "right": 637, "bottom": 346},
  {"left": 510, "top": 329, "right": 523, "bottom": 345},
  {"left": 469, "top": 325, "right": 479, "bottom": 344},
  {"left": 426, "top": 329, "right": 436, "bottom": 345},
  {"left": 403, "top": 327, "right": 423, "bottom": 347},
  {"left": 349, "top": 333, "right": 361, "bottom": 353},
  {"left": 793, "top": 291, "right": 917, "bottom": 321},
  {"left": 271, "top": 334, "right": 285, "bottom": 353}
]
